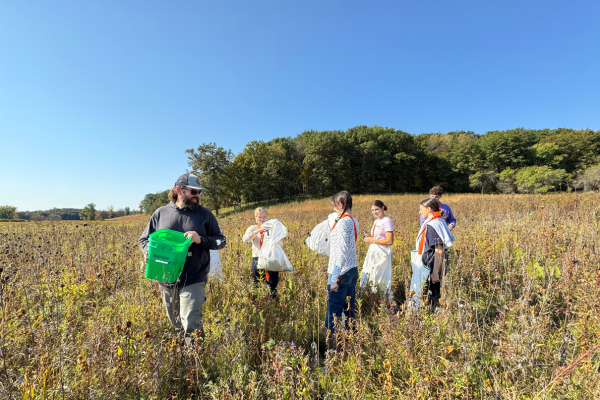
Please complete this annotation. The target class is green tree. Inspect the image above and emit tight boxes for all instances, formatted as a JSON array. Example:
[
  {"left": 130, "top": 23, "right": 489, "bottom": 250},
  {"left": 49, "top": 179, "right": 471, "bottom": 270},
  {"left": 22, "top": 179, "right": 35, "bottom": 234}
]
[
  {"left": 478, "top": 128, "right": 538, "bottom": 173},
  {"left": 124, "top": 207, "right": 131, "bottom": 215},
  {"left": 469, "top": 171, "right": 498, "bottom": 194},
  {"left": 186, "top": 143, "right": 233, "bottom": 215},
  {"left": 532, "top": 142, "right": 564, "bottom": 168},
  {"left": 535, "top": 129, "right": 600, "bottom": 172},
  {"left": 139, "top": 191, "right": 170, "bottom": 215},
  {"left": 302, "top": 130, "right": 355, "bottom": 196},
  {"left": 514, "top": 166, "right": 566, "bottom": 194},
  {"left": 79, "top": 203, "right": 96, "bottom": 221},
  {"left": 497, "top": 168, "right": 518, "bottom": 194},
  {"left": 580, "top": 164, "right": 600, "bottom": 191},
  {"left": 0, "top": 205, "right": 17, "bottom": 219}
]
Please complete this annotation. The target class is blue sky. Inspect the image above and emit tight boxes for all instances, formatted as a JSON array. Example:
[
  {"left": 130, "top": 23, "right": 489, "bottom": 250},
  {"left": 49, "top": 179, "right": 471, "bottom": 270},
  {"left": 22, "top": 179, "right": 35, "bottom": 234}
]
[{"left": 1, "top": 0, "right": 598, "bottom": 211}]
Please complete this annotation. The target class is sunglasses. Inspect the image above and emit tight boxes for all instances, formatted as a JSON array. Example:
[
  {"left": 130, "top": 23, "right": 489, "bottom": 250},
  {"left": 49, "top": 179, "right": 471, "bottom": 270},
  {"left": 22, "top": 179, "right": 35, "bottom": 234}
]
[{"left": 184, "top": 187, "right": 203, "bottom": 196}]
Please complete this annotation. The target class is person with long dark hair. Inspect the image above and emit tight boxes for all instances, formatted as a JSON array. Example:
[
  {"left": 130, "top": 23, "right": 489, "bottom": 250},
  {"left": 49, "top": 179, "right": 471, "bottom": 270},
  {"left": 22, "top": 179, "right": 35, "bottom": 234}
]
[
  {"left": 360, "top": 200, "right": 394, "bottom": 300},
  {"left": 326, "top": 190, "right": 359, "bottom": 352}
]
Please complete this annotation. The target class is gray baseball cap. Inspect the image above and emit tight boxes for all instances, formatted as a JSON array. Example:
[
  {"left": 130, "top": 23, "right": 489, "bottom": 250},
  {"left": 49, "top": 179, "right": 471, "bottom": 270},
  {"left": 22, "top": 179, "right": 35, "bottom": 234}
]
[{"left": 175, "top": 173, "right": 206, "bottom": 190}]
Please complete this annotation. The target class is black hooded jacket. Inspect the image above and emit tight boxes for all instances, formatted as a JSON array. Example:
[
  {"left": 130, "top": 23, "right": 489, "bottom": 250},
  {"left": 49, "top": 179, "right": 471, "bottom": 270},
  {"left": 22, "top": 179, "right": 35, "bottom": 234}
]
[{"left": 139, "top": 202, "right": 226, "bottom": 289}]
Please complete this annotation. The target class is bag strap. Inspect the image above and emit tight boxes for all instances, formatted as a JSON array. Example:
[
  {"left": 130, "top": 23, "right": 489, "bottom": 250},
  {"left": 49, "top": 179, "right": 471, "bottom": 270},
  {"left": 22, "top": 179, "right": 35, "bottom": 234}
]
[
  {"left": 331, "top": 214, "right": 357, "bottom": 241},
  {"left": 418, "top": 226, "right": 427, "bottom": 255},
  {"left": 257, "top": 224, "right": 264, "bottom": 247}
]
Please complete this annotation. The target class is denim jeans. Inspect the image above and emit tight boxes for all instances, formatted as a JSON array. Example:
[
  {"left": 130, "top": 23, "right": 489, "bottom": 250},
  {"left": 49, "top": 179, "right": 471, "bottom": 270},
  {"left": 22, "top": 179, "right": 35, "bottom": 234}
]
[{"left": 325, "top": 267, "right": 359, "bottom": 335}]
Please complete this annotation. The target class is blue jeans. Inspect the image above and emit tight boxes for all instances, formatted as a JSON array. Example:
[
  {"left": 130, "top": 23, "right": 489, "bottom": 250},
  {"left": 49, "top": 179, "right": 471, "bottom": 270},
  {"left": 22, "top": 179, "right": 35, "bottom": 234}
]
[{"left": 325, "top": 267, "right": 359, "bottom": 336}]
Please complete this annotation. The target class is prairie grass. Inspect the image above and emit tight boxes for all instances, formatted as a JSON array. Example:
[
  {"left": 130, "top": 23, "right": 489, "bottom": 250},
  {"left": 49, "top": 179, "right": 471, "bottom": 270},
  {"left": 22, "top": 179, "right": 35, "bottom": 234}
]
[{"left": 0, "top": 193, "right": 599, "bottom": 399}]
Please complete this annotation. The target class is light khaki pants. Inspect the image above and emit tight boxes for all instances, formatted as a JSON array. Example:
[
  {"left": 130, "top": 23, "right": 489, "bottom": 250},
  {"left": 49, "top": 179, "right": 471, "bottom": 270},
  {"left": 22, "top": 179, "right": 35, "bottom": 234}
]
[{"left": 160, "top": 281, "right": 206, "bottom": 335}]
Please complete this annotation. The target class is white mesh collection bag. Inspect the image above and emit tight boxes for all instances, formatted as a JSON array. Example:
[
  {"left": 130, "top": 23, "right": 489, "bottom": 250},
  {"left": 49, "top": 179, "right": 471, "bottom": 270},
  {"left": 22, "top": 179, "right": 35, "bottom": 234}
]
[
  {"left": 305, "top": 213, "right": 338, "bottom": 257},
  {"left": 257, "top": 219, "right": 294, "bottom": 272},
  {"left": 360, "top": 244, "right": 393, "bottom": 299},
  {"left": 408, "top": 249, "right": 430, "bottom": 310},
  {"left": 209, "top": 250, "right": 224, "bottom": 281}
]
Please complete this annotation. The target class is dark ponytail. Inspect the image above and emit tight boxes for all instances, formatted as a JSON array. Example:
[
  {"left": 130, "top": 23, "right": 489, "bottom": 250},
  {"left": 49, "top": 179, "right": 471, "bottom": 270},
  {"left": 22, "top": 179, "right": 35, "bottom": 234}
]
[
  {"left": 331, "top": 190, "right": 353, "bottom": 215},
  {"left": 371, "top": 200, "right": 387, "bottom": 211},
  {"left": 420, "top": 198, "right": 444, "bottom": 216}
]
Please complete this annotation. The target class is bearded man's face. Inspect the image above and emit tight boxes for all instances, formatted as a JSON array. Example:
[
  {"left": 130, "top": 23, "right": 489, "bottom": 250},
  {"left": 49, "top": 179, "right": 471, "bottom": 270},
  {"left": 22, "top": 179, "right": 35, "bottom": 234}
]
[{"left": 180, "top": 188, "right": 201, "bottom": 210}]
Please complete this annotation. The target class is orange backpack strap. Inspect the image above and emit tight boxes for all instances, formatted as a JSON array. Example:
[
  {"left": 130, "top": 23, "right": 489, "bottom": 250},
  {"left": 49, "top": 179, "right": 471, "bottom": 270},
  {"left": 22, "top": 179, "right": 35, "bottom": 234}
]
[
  {"left": 257, "top": 224, "right": 263, "bottom": 247},
  {"left": 418, "top": 226, "right": 427, "bottom": 255},
  {"left": 331, "top": 214, "right": 357, "bottom": 241}
]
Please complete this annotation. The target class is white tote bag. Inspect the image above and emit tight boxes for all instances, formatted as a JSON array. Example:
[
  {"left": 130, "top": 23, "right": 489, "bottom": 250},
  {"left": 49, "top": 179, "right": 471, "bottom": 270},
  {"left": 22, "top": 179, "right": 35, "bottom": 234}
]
[
  {"left": 360, "top": 244, "right": 393, "bottom": 299},
  {"left": 408, "top": 249, "right": 431, "bottom": 310},
  {"left": 258, "top": 219, "right": 294, "bottom": 272},
  {"left": 304, "top": 213, "right": 340, "bottom": 257},
  {"left": 305, "top": 219, "right": 331, "bottom": 257}
]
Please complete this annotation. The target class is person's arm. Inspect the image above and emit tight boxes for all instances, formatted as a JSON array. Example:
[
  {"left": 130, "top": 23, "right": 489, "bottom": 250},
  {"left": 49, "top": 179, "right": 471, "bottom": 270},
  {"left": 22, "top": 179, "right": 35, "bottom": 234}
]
[
  {"left": 364, "top": 231, "right": 393, "bottom": 246},
  {"left": 430, "top": 244, "right": 444, "bottom": 283},
  {"left": 242, "top": 226, "right": 257, "bottom": 243},
  {"left": 201, "top": 213, "right": 227, "bottom": 250},
  {"left": 187, "top": 212, "right": 227, "bottom": 249},
  {"left": 139, "top": 212, "right": 159, "bottom": 255},
  {"left": 446, "top": 206, "right": 456, "bottom": 230}
]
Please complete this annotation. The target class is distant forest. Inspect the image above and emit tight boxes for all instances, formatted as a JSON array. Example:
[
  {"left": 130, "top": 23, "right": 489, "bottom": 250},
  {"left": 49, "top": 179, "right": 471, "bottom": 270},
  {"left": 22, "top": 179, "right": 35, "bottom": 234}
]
[
  {"left": 8, "top": 206, "right": 138, "bottom": 221},
  {"left": 139, "top": 126, "right": 600, "bottom": 215}
]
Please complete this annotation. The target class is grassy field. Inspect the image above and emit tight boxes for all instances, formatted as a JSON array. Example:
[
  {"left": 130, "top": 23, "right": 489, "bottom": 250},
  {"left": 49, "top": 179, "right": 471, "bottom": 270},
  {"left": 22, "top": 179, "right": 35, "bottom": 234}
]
[{"left": 1, "top": 193, "right": 599, "bottom": 399}]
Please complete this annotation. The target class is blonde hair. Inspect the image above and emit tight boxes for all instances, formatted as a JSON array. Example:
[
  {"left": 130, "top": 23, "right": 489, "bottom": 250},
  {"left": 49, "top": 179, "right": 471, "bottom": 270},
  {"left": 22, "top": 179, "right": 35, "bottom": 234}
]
[{"left": 254, "top": 207, "right": 268, "bottom": 217}]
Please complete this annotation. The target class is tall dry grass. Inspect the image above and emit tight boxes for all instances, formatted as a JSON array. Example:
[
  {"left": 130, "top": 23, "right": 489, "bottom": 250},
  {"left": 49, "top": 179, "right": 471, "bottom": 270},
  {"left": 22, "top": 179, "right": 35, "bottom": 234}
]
[{"left": 0, "top": 193, "right": 599, "bottom": 399}]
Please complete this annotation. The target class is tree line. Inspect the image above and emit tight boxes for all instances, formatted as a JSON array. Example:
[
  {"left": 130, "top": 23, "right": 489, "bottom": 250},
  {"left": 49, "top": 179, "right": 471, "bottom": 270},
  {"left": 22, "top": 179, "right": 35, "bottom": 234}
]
[
  {"left": 0, "top": 206, "right": 139, "bottom": 221},
  {"left": 139, "top": 126, "right": 600, "bottom": 214}
]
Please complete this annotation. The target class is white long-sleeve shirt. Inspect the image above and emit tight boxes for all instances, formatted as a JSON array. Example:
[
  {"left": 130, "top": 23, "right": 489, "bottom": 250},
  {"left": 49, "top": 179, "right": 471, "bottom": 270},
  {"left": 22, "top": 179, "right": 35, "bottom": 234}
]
[
  {"left": 242, "top": 225, "right": 283, "bottom": 258},
  {"left": 328, "top": 216, "right": 359, "bottom": 282}
]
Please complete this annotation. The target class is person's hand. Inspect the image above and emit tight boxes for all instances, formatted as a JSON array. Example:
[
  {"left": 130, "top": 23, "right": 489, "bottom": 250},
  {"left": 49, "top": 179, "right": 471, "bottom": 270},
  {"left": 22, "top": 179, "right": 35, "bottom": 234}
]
[
  {"left": 185, "top": 231, "right": 202, "bottom": 244},
  {"left": 258, "top": 226, "right": 271, "bottom": 233},
  {"left": 430, "top": 271, "right": 440, "bottom": 284},
  {"left": 330, "top": 280, "right": 339, "bottom": 292},
  {"left": 363, "top": 237, "right": 373, "bottom": 244},
  {"left": 449, "top": 224, "right": 454, "bottom": 232}
]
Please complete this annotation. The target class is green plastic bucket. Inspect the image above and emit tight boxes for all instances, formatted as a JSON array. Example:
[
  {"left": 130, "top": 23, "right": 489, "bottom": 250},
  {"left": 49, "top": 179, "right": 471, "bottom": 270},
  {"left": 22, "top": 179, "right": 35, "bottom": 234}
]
[{"left": 145, "top": 229, "right": 192, "bottom": 283}]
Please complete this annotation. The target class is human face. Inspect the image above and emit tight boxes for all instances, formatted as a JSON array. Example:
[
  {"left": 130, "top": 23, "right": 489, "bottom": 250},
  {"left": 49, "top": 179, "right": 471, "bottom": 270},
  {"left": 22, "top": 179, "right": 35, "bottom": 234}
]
[
  {"left": 180, "top": 187, "right": 201, "bottom": 210},
  {"left": 419, "top": 204, "right": 432, "bottom": 220},
  {"left": 255, "top": 211, "right": 268, "bottom": 225},
  {"left": 371, "top": 206, "right": 383, "bottom": 219},
  {"left": 430, "top": 194, "right": 441, "bottom": 202}
]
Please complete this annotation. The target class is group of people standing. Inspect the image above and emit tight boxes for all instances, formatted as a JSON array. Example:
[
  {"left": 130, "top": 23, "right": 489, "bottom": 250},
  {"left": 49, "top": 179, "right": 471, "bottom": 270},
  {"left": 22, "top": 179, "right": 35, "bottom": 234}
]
[
  {"left": 242, "top": 186, "right": 457, "bottom": 351},
  {"left": 140, "top": 173, "right": 456, "bottom": 352}
]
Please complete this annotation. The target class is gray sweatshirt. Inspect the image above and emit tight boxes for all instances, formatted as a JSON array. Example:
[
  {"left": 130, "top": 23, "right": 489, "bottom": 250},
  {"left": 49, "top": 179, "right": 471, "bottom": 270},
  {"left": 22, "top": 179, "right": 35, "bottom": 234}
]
[{"left": 139, "top": 202, "right": 226, "bottom": 289}]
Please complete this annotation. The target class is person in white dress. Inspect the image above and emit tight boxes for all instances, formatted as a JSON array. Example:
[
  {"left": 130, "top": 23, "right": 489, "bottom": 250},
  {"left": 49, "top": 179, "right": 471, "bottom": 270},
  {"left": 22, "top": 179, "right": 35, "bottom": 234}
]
[{"left": 361, "top": 200, "right": 394, "bottom": 300}]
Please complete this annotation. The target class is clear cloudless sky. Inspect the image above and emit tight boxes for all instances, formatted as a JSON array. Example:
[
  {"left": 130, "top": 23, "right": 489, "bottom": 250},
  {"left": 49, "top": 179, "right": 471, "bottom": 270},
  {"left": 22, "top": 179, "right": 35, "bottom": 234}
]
[{"left": 1, "top": 0, "right": 599, "bottom": 212}]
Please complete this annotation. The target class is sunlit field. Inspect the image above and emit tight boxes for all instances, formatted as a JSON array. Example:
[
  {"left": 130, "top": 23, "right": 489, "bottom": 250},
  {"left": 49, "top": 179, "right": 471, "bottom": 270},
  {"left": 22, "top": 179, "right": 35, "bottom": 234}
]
[{"left": 1, "top": 193, "right": 599, "bottom": 399}]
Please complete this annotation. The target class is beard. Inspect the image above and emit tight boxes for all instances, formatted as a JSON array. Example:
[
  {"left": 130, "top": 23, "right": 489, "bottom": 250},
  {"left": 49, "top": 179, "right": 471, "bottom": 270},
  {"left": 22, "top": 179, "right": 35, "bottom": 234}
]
[{"left": 181, "top": 194, "right": 200, "bottom": 210}]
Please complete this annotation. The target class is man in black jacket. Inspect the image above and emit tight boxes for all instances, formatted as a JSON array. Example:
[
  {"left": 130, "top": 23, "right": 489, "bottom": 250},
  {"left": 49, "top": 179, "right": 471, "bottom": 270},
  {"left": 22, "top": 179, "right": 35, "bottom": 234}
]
[{"left": 139, "top": 173, "right": 226, "bottom": 340}]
